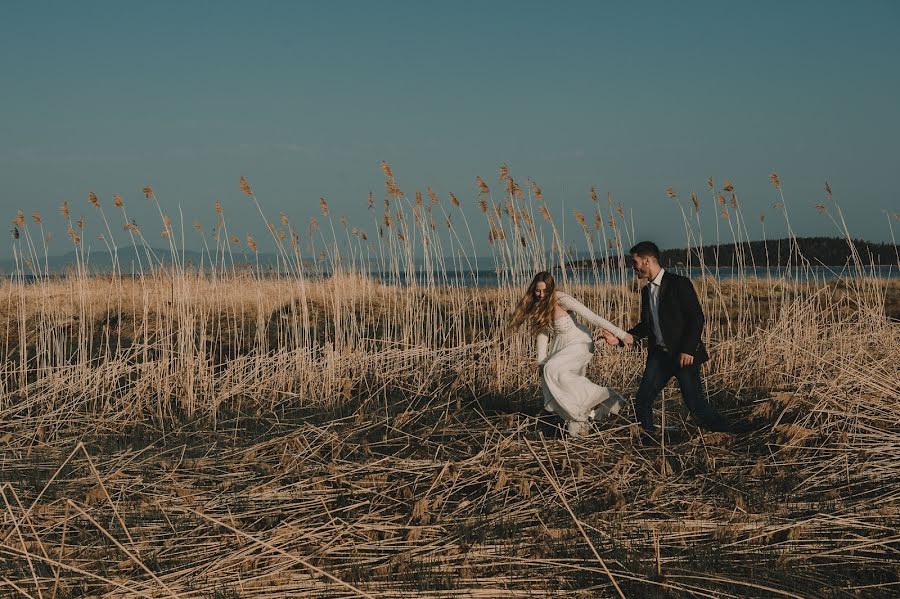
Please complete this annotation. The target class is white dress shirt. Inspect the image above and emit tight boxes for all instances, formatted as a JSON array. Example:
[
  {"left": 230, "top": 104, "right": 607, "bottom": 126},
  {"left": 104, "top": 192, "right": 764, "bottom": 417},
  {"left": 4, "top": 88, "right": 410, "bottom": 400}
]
[{"left": 648, "top": 268, "right": 666, "bottom": 350}]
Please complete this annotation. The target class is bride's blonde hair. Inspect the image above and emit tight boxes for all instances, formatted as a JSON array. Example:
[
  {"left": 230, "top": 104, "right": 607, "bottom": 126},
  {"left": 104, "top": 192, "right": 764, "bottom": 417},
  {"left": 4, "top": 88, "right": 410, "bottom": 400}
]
[{"left": 509, "top": 271, "right": 556, "bottom": 334}]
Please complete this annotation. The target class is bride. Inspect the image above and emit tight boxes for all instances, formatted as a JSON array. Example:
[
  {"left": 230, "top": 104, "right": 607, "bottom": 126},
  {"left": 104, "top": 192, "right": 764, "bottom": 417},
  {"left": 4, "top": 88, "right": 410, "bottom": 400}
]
[{"left": 510, "top": 272, "right": 634, "bottom": 436}]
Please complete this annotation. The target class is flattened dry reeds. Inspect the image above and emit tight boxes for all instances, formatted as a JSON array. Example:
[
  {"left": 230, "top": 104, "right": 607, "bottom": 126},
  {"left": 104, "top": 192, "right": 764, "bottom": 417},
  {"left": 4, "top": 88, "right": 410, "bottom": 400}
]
[{"left": 0, "top": 167, "right": 897, "bottom": 596}]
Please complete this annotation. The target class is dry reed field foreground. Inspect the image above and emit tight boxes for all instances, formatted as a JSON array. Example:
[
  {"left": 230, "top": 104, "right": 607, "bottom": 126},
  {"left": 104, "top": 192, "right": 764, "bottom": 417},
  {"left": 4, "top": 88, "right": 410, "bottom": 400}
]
[{"left": 1, "top": 169, "right": 899, "bottom": 597}]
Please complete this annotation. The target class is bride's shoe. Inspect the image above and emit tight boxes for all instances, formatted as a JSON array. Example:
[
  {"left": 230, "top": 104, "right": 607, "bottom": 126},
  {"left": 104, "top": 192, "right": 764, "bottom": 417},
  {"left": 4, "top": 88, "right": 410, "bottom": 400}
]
[
  {"left": 566, "top": 420, "right": 589, "bottom": 437},
  {"left": 589, "top": 391, "right": 625, "bottom": 422},
  {"left": 608, "top": 395, "right": 624, "bottom": 415},
  {"left": 604, "top": 391, "right": 625, "bottom": 416}
]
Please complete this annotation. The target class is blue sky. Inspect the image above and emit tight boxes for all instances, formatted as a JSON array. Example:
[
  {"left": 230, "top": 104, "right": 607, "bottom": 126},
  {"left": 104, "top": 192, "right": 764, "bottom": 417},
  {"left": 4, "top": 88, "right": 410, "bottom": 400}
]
[{"left": 2, "top": 1, "right": 898, "bottom": 259}]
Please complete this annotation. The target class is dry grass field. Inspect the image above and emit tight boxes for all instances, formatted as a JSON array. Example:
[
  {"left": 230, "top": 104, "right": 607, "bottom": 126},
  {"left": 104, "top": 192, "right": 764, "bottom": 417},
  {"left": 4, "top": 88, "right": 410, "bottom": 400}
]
[{"left": 0, "top": 168, "right": 898, "bottom": 597}]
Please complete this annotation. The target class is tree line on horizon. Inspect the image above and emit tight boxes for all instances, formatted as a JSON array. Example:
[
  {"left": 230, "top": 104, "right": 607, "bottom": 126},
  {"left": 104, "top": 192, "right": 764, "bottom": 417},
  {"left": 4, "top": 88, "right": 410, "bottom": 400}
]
[{"left": 573, "top": 236, "right": 899, "bottom": 269}]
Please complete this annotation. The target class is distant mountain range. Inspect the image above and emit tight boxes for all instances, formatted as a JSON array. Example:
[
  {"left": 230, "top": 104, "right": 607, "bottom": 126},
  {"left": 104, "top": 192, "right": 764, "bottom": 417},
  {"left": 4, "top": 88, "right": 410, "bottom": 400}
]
[
  {"left": 0, "top": 246, "right": 290, "bottom": 275},
  {"left": 2, "top": 237, "right": 897, "bottom": 275}
]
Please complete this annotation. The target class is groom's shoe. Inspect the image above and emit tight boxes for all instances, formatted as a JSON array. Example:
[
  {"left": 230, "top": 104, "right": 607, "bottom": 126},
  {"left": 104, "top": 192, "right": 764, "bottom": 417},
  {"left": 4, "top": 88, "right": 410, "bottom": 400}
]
[
  {"left": 639, "top": 429, "right": 661, "bottom": 447},
  {"left": 635, "top": 405, "right": 655, "bottom": 433},
  {"left": 702, "top": 418, "right": 732, "bottom": 433}
]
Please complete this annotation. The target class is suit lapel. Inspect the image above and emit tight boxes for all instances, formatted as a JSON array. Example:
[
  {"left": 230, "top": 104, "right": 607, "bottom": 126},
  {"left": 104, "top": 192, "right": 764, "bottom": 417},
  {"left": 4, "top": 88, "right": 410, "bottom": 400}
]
[
  {"left": 657, "top": 271, "right": 672, "bottom": 307},
  {"left": 641, "top": 282, "right": 651, "bottom": 320}
]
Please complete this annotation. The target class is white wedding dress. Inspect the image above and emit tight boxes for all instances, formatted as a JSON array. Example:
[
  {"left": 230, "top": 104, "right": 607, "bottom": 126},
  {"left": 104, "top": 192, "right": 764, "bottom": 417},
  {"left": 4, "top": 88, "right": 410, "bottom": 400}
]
[{"left": 537, "top": 292, "right": 627, "bottom": 435}]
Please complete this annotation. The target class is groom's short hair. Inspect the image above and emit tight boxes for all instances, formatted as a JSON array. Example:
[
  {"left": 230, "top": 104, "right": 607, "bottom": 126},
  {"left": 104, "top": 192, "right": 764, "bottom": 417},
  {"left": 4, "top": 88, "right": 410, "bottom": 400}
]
[{"left": 629, "top": 241, "right": 660, "bottom": 260}]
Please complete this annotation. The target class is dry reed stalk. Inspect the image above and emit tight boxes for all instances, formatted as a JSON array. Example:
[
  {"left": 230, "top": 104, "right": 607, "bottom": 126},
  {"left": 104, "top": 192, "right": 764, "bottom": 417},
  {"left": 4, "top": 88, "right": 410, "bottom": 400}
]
[{"left": 0, "top": 168, "right": 896, "bottom": 596}]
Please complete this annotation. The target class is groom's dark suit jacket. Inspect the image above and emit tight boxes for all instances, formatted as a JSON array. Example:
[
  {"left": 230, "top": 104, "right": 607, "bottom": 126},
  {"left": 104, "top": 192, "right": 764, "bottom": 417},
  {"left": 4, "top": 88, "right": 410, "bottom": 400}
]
[{"left": 627, "top": 271, "right": 709, "bottom": 365}]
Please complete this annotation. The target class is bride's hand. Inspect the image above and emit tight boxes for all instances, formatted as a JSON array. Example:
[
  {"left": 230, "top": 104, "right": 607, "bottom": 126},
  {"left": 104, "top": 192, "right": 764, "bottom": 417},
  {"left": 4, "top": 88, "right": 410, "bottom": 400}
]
[
  {"left": 602, "top": 331, "right": 619, "bottom": 346},
  {"left": 623, "top": 333, "right": 635, "bottom": 347}
]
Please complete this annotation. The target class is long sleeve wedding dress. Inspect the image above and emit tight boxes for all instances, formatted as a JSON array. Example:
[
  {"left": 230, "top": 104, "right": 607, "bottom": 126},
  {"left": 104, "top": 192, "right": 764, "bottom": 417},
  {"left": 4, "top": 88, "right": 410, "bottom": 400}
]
[{"left": 536, "top": 292, "right": 627, "bottom": 435}]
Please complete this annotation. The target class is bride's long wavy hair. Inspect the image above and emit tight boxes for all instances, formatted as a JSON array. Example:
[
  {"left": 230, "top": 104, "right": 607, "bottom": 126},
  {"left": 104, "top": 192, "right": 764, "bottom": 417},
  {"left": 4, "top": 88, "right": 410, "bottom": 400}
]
[{"left": 509, "top": 271, "right": 556, "bottom": 334}]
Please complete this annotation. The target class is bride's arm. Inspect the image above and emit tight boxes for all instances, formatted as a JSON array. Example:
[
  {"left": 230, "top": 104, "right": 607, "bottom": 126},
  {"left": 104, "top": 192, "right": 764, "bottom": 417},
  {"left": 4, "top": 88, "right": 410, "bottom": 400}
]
[
  {"left": 557, "top": 292, "right": 627, "bottom": 340},
  {"left": 536, "top": 330, "right": 549, "bottom": 366}
]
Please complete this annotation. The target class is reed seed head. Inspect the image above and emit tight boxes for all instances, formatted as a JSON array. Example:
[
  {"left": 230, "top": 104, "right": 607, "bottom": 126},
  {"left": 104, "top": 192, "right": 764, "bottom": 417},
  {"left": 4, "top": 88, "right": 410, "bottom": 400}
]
[
  {"left": 539, "top": 205, "right": 552, "bottom": 222},
  {"left": 88, "top": 192, "right": 99, "bottom": 208},
  {"left": 386, "top": 178, "right": 403, "bottom": 198},
  {"left": 770, "top": 172, "right": 781, "bottom": 190},
  {"left": 507, "top": 177, "right": 523, "bottom": 199},
  {"left": 574, "top": 209, "right": 586, "bottom": 229},
  {"left": 239, "top": 176, "right": 254, "bottom": 197}
]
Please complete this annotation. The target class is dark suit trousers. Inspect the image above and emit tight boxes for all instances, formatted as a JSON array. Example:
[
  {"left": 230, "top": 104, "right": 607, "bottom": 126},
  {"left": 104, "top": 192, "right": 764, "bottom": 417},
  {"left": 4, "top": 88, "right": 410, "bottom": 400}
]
[{"left": 634, "top": 348, "right": 725, "bottom": 432}]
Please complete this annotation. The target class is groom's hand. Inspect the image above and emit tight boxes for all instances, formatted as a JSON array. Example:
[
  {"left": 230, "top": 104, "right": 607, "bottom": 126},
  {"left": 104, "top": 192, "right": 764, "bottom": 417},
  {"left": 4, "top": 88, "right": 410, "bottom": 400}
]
[
  {"left": 601, "top": 331, "right": 619, "bottom": 346},
  {"left": 678, "top": 353, "right": 694, "bottom": 368}
]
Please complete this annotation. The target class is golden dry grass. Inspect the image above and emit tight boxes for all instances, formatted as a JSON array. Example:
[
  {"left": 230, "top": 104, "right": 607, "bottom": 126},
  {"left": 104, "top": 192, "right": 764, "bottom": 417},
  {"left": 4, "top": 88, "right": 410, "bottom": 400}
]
[{"left": 0, "top": 168, "right": 898, "bottom": 596}]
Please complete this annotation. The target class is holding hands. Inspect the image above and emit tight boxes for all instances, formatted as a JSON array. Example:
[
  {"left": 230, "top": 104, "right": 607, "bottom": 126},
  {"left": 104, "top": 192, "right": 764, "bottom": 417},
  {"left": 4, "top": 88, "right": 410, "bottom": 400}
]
[{"left": 601, "top": 331, "right": 634, "bottom": 347}]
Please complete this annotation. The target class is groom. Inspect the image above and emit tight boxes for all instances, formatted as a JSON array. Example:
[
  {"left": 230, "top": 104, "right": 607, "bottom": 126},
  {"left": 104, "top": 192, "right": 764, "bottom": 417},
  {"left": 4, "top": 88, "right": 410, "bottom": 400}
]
[{"left": 603, "top": 241, "right": 730, "bottom": 436}]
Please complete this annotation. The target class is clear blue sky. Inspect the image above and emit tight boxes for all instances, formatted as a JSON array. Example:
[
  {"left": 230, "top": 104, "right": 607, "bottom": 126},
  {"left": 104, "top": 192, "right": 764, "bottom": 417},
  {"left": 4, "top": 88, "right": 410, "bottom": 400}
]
[{"left": 2, "top": 0, "right": 898, "bottom": 259}]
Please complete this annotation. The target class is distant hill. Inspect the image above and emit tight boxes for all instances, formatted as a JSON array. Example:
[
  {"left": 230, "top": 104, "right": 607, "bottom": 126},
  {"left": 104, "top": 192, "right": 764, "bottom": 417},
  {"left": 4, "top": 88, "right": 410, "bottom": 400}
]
[
  {"left": 0, "top": 246, "right": 296, "bottom": 275},
  {"left": 573, "top": 237, "right": 899, "bottom": 269}
]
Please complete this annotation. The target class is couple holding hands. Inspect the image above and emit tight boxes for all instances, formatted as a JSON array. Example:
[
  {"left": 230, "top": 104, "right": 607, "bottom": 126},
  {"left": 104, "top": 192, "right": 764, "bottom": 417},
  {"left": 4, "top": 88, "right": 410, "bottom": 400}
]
[{"left": 510, "top": 241, "right": 730, "bottom": 439}]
